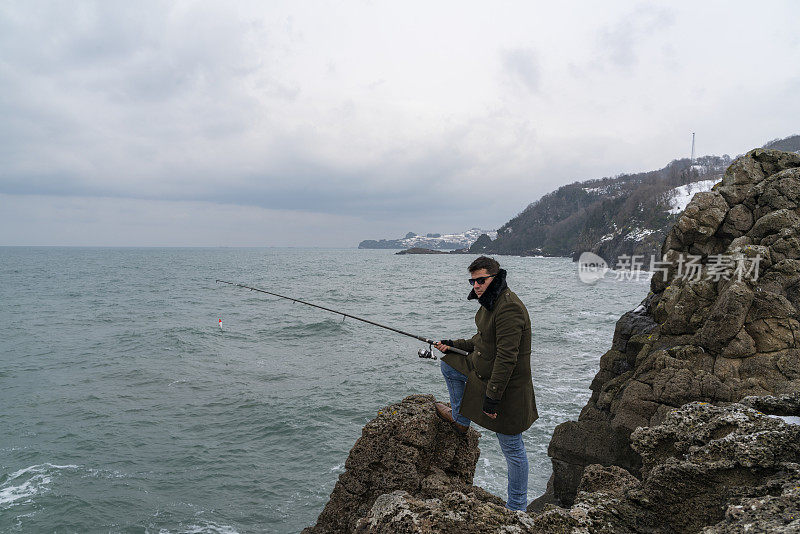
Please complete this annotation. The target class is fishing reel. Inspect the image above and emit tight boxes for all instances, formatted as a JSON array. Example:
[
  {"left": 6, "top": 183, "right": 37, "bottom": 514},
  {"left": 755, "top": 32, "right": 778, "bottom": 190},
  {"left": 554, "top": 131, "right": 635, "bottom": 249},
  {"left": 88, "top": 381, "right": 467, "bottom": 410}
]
[{"left": 418, "top": 342, "right": 437, "bottom": 360}]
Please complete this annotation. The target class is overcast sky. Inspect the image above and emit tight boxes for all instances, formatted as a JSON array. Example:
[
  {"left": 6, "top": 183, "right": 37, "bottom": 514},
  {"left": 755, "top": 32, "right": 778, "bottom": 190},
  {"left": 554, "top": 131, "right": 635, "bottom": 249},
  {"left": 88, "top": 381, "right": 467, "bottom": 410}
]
[{"left": 1, "top": 1, "right": 798, "bottom": 247}]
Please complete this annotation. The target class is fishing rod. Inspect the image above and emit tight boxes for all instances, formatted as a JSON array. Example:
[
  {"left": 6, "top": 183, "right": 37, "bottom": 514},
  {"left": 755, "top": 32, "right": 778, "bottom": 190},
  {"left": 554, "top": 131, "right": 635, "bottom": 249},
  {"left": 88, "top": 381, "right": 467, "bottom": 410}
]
[{"left": 215, "top": 280, "right": 469, "bottom": 358}]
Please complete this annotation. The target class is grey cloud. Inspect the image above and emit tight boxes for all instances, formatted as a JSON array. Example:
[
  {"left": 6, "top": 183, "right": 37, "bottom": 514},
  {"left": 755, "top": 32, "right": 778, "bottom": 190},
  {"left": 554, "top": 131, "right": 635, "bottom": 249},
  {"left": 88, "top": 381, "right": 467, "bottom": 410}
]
[
  {"left": 0, "top": 2, "right": 297, "bottom": 193},
  {"left": 3, "top": 1, "right": 798, "bottom": 247},
  {"left": 0, "top": 2, "right": 154, "bottom": 75},
  {"left": 596, "top": 6, "right": 675, "bottom": 69},
  {"left": 0, "top": 1, "right": 278, "bottom": 108},
  {"left": 501, "top": 48, "right": 541, "bottom": 93},
  {"left": 0, "top": 131, "right": 479, "bottom": 222},
  {"left": 0, "top": 0, "right": 522, "bottom": 227}
]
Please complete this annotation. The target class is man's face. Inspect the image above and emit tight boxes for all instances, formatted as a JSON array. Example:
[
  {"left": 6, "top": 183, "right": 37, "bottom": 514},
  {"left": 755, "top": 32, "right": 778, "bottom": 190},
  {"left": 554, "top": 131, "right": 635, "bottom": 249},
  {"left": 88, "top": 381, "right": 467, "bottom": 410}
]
[{"left": 469, "top": 268, "right": 495, "bottom": 298}]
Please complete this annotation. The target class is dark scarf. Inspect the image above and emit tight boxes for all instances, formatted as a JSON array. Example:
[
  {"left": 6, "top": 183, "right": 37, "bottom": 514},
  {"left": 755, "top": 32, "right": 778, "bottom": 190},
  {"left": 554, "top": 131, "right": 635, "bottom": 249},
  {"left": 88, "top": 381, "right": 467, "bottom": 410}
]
[{"left": 467, "top": 269, "right": 508, "bottom": 311}]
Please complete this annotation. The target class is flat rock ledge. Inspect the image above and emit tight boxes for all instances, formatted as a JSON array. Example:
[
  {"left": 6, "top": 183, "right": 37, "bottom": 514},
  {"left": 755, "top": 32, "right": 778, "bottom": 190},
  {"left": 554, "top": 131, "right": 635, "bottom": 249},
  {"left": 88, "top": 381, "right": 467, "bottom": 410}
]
[{"left": 305, "top": 393, "right": 800, "bottom": 533}]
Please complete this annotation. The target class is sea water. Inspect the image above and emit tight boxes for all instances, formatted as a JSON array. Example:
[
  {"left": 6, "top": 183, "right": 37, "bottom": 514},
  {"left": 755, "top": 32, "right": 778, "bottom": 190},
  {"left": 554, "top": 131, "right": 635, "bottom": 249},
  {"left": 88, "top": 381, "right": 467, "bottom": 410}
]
[{"left": 0, "top": 248, "right": 649, "bottom": 533}]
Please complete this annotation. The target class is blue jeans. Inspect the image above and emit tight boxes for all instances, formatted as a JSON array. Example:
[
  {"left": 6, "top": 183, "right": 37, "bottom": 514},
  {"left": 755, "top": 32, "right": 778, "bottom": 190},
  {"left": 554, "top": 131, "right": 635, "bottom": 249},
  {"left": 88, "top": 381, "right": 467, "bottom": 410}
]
[
  {"left": 440, "top": 361, "right": 529, "bottom": 511},
  {"left": 496, "top": 431, "right": 529, "bottom": 511},
  {"left": 440, "top": 360, "right": 472, "bottom": 427}
]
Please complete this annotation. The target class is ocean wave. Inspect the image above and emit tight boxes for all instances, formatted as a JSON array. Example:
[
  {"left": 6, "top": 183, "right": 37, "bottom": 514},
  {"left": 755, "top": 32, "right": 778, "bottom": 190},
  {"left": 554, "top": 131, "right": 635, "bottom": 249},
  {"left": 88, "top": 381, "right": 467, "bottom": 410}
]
[
  {"left": 82, "top": 467, "right": 132, "bottom": 480},
  {"left": 271, "top": 319, "right": 351, "bottom": 339},
  {"left": 3, "top": 248, "right": 650, "bottom": 532},
  {"left": 563, "top": 329, "right": 603, "bottom": 341},
  {"left": 159, "top": 520, "right": 240, "bottom": 534},
  {"left": 0, "top": 464, "right": 79, "bottom": 508},
  {"left": 473, "top": 456, "right": 501, "bottom": 494}
]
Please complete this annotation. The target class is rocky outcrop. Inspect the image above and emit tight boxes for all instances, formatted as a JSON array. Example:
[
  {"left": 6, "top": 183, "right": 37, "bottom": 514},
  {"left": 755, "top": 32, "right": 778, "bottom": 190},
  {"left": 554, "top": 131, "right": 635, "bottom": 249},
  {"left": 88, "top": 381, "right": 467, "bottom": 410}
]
[
  {"left": 534, "top": 395, "right": 800, "bottom": 533},
  {"left": 353, "top": 490, "right": 536, "bottom": 533},
  {"left": 308, "top": 393, "right": 800, "bottom": 533},
  {"left": 583, "top": 228, "right": 668, "bottom": 271},
  {"left": 544, "top": 149, "right": 800, "bottom": 507},
  {"left": 303, "top": 394, "right": 482, "bottom": 534}
]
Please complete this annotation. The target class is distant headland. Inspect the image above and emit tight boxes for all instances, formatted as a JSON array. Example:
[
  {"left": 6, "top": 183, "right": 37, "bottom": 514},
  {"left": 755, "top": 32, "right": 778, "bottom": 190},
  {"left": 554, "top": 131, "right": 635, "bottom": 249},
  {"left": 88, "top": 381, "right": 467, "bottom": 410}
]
[
  {"left": 394, "top": 247, "right": 450, "bottom": 255},
  {"left": 358, "top": 229, "right": 496, "bottom": 250},
  {"left": 360, "top": 134, "right": 800, "bottom": 272}
]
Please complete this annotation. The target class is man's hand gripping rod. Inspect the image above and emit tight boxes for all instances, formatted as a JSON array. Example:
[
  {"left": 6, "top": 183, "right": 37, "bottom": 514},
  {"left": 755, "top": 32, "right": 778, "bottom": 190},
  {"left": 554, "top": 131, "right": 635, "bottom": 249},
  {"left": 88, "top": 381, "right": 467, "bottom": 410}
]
[{"left": 216, "top": 280, "right": 469, "bottom": 359}]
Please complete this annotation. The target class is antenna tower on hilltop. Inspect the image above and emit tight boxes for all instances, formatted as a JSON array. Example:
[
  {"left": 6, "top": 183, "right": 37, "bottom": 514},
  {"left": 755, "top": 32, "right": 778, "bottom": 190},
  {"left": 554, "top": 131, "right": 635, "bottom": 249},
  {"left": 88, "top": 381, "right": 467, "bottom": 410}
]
[{"left": 691, "top": 132, "right": 696, "bottom": 164}]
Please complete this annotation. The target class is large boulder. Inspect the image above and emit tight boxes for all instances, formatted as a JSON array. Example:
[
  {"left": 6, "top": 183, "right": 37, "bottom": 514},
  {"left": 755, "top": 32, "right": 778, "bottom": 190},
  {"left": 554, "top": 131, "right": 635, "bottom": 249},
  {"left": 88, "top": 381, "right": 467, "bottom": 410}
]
[
  {"left": 535, "top": 395, "right": 800, "bottom": 533},
  {"left": 303, "top": 394, "right": 482, "bottom": 533},
  {"left": 544, "top": 149, "right": 800, "bottom": 507}
]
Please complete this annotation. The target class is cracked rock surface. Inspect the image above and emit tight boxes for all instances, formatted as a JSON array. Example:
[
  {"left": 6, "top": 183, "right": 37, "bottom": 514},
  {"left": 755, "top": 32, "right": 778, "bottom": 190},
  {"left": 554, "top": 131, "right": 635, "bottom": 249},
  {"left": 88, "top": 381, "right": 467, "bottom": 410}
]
[{"left": 534, "top": 395, "right": 800, "bottom": 533}]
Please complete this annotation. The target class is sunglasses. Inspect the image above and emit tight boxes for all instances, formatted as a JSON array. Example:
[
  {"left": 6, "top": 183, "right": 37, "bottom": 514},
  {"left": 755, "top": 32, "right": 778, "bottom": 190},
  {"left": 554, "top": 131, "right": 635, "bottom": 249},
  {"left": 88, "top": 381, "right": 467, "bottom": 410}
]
[{"left": 468, "top": 274, "right": 495, "bottom": 286}]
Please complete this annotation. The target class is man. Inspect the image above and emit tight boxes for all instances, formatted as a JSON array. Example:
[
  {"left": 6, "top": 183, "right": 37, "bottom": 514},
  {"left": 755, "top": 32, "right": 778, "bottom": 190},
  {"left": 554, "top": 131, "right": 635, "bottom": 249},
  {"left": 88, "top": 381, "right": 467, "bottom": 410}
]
[{"left": 434, "top": 255, "right": 537, "bottom": 512}]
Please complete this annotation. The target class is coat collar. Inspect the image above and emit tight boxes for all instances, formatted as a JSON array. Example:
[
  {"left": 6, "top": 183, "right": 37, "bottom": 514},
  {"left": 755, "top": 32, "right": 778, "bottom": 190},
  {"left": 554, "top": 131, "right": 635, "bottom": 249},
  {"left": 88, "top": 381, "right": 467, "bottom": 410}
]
[{"left": 468, "top": 269, "right": 508, "bottom": 311}]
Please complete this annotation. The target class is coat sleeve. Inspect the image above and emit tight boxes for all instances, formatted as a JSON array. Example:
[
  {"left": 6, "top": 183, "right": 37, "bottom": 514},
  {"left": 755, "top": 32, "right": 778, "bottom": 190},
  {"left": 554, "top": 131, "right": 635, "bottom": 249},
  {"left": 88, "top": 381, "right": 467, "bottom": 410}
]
[
  {"left": 486, "top": 302, "right": 524, "bottom": 400},
  {"left": 450, "top": 334, "right": 476, "bottom": 353}
]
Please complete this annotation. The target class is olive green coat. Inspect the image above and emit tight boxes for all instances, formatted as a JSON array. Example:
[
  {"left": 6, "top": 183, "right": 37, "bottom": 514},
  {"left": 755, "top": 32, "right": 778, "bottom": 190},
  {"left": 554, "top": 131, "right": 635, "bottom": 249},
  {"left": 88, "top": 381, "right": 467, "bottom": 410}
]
[{"left": 442, "top": 275, "right": 537, "bottom": 435}]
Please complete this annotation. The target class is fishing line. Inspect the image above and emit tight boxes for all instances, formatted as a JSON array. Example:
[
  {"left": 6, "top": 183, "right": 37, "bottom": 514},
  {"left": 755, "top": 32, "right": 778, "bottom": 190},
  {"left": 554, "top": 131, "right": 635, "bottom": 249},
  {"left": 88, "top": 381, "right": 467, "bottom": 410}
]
[{"left": 216, "top": 280, "right": 469, "bottom": 358}]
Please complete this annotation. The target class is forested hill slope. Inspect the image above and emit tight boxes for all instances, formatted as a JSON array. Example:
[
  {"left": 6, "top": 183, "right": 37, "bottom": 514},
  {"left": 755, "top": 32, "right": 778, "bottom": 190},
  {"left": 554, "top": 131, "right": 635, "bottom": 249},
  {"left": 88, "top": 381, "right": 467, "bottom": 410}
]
[
  {"left": 763, "top": 134, "right": 800, "bottom": 152},
  {"left": 469, "top": 134, "right": 800, "bottom": 268}
]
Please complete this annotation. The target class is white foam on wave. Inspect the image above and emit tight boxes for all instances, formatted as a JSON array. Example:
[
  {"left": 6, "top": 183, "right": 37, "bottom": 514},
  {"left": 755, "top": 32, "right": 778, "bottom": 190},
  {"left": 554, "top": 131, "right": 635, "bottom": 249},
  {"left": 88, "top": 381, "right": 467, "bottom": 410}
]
[
  {"left": 84, "top": 467, "right": 130, "bottom": 480},
  {"left": 158, "top": 520, "right": 240, "bottom": 534},
  {"left": 0, "top": 463, "right": 79, "bottom": 507},
  {"left": 564, "top": 329, "right": 602, "bottom": 341},
  {"left": 0, "top": 474, "right": 50, "bottom": 507},
  {"left": 473, "top": 456, "right": 500, "bottom": 492}
]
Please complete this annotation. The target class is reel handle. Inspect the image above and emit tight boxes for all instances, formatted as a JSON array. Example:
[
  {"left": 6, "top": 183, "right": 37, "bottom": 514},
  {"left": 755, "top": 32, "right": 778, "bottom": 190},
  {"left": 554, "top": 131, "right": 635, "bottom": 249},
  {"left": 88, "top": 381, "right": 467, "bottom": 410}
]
[
  {"left": 417, "top": 340, "right": 470, "bottom": 358},
  {"left": 417, "top": 345, "right": 437, "bottom": 360}
]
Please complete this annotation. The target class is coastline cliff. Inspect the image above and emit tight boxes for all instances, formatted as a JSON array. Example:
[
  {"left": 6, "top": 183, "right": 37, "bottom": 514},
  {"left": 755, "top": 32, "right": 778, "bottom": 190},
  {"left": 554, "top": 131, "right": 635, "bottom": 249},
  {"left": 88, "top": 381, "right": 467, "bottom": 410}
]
[
  {"left": 308, "top": 149, "right": 800, "bottom": 533},
  {"left": 469, "top": 135, "right": 800, "bottom": 269},
  {"left": 543, "top": 148, "right": 800, "bottom": 508}
]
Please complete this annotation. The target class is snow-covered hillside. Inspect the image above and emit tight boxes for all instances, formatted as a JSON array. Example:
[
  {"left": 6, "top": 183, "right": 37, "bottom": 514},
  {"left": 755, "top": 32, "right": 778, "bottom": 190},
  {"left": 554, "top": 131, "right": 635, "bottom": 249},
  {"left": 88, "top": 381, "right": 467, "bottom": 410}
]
[{"left": 667, "top": 179, "right": 720, "bottom": 215}]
